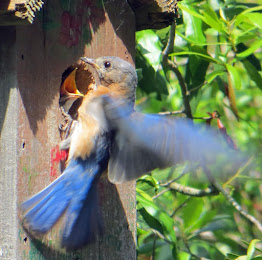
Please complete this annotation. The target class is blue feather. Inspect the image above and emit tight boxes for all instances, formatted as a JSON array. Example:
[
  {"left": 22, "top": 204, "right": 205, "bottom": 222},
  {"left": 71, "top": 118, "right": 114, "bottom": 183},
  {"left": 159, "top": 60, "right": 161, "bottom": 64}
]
[{"left": 21, "top": 136, "right": 109, "bottom": 249}]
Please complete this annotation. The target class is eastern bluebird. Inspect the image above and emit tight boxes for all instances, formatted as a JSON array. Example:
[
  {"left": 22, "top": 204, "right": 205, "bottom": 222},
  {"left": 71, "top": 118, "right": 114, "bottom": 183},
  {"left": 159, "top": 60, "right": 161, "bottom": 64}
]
[{"left": 20, "top": 56, "right": 243, "bottom": 250}]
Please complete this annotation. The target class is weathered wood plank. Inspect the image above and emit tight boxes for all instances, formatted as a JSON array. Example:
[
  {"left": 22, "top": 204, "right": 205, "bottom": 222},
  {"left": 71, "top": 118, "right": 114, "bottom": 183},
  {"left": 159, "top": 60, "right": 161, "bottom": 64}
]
[
  {"left": 0, "top": 0, "right": 136, "bottom": 259},
  {"left": 0, "top": 26, "right": 18, "bottom": 260}
]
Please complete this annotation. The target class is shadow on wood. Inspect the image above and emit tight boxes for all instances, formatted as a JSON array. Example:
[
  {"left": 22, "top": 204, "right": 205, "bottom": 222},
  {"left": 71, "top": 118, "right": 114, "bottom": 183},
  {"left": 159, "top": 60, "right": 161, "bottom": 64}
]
[{"left": 20, "top": 181, "right": 136, "bottom": 259}]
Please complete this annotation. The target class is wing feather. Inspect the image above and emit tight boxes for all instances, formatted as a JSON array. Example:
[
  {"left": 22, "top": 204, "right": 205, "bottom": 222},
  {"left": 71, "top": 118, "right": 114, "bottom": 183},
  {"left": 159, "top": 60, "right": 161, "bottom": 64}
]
[{"left": 103, "top": 97, "right": 244, "bottom": 184}]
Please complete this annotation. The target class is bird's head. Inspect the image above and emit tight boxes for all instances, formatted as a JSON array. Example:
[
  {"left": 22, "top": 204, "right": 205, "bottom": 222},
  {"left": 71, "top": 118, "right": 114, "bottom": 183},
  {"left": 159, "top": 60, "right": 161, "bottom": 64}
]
[{"left": 81, "top": 56, "right": 138, "bottom": 104}]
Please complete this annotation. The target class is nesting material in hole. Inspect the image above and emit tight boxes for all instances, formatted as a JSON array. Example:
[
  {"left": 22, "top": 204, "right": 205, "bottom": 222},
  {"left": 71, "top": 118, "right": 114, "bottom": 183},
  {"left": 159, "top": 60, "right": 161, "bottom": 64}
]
[
  {"left": 59, "top": 62, "right": 98, "bottom": 143},
  {"left": 60, "top": 64, "right": 96, "bottom": 116}
]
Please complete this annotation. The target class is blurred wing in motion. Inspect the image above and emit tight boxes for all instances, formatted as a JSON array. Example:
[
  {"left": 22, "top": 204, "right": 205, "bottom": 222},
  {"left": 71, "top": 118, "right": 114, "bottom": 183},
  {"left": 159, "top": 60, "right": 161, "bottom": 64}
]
[{"left": 102, "top": 97, "right": 245, "bottom": 183}]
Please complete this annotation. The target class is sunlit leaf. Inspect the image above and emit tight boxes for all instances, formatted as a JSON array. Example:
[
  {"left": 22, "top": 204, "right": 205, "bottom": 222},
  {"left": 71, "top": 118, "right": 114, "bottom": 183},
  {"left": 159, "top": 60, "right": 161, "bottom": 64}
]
[
  {"left": 226, "top": 64, "right": 241, "bottom": 89},
  {"left": 170, "top": 51, "right": 223, "bottom": 64},
  {"left": 205, "top": 69, "right": 226, "bottom": 83},
  {"left": 247, "top": 239, "right": 261, "bottom": 260},
  {"left": 137, "top": 175, "right": 159, "bottom": 188},
  {"left": 178, "top": 3, "right": 206, "bottom": 21},
  {"left": 219, "top": 7, "right": 227, "bottom": 23},
  {"left": 239, "top": 5, "right": 262, "bottom": 15},
  {"left": 236, "top": 13, "right": 262, "bottom": 29},
  {"left": 176, "top": 30, "right": 223, "bottom": 46},
  {"left": 202, "top": 4, "right": 224, "bottom": 32},
  {"left": 226, "top": 64, "right": 239, "bottom": 119},
  {"left": 181, "top": 198, "right": 204, "bottom": 231},
  {"left": 235, "top": 256, "right": 248, "bottom": 260},
  {"left": 236, "top": 39, "right": 262, "bottom": 59},
  {"left": 182, "top": 4, "right": 206, "bottom": 43},
  {"left": 136, "top": 188, "right": 154, "bottom": 202},
  {"left": 136, "top": 30, "right": 162, "bottom": 70}
]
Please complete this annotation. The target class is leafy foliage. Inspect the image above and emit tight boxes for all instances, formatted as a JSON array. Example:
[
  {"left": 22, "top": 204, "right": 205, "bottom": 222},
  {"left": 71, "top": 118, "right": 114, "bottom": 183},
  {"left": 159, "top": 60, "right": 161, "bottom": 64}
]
[{"left": 135, "top": 0, "right": 262, "bottom": 259}]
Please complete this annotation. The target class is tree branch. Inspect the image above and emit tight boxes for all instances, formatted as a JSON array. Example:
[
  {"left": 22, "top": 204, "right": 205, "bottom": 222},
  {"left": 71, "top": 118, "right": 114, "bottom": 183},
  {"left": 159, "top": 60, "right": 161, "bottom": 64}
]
[
  {"left": 162, "top": 22, "right": 193, "bottom": 119},
  {"left": 169, "top": 183, "right": 220, "bottom": 197},
  {"left": 212, "top": 180, "right": 262, "bottom": 233}
]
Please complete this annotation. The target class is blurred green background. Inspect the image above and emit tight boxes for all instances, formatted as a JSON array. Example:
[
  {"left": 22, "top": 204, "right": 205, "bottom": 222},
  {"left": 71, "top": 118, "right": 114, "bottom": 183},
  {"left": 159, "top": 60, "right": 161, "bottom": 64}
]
[{"left": 135, "top": 0, "right": 262, "bottom": 259}]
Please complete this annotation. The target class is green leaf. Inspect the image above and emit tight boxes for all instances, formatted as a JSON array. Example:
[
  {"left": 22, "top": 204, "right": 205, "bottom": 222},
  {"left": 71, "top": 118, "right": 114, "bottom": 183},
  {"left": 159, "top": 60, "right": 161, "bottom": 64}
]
[
  {"left": 226, "top": 64, "right": 239, "bottom": 119},
  {"left": 172, "top": 245, "right": 179, "bottom": 259},
  {"left": 181, "top": 198, "right": 204, "bottom": 231},
  {"left": 137, "top": 175, "right": 159, "bottom": 189},
  {"left": 221, "top": 6, "right": 247, "bottom": 21},
  {"left": 242, "top": 60, "right": 262, "bottom": 91},
  {"left": 189, "top": 210, "right": 217, "bottom": 233},
  {"left": 137, "top": 194, "right": 176, "bottom": 243},
  {"left": 236, "top": 43, "right": 261, "bottom": 71},
  {"left": 182, "top": 5, "right": 206, "bottom": 43},
  {"left": 136, "top": 30, "right": 162, "bottom": 70},
  {"left": 136, "top": 50, "right": 168, "bottom": 98},
  {"left": 247, "top": 239, "right": 260, "bottom": 260},
  {"left": 155, "top": 27, "right": 170, "bottom": 41},
  {"left": 226, "top": 253, "right": 241, "bottom": 259},
  {"left": 138, "top": 207, "right": 164, "bottom": 235},
  {"left": 170, "top": 51, "right": 223, "bottom": 65},
  {"left": 236, "top": 39, "right": 262, "bottom": 59},
  {"left": 240, "top": 5, "right": 262, "bottom": 15},
  {"left": 237, "top": 13, "right": 262, "bottom": 29},
  {"left": 176, "top": 30, "right": 222, "bottom": 46},
  {"left": 136, "top": 68, "right": 143, "bottom": 81},
  {"left": 202, "top": 5, "right": 224, "bottom": 32},
  {"left": 205, "top": 69, "right": 226, "bottom": 84},
  {"left": 137, "top": 228, "right": 148, "bottom": 236},
  {"left": 226, "top": 64, "right": 241, "bottom": 89},
  {"left": 136, "top": 188, "right": 154, "bottom": 202},
  {"left": 184, "top": 46, "right": 210, "bottom": 93},
  {"left": 178, "top": 3, "right": 206, "bottom": 21},
  {"left": 179, "top": 3, "right": 225, "bottom": 33},
  {"left": 235, "top": 256, "right": 248, "bottom": 260}
]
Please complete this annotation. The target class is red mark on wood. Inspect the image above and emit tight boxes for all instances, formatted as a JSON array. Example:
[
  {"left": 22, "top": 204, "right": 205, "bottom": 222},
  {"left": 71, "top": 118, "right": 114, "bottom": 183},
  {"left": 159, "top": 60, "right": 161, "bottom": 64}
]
[
  {"left": 58, "top": 0, "right": 105, "bottom": 48},
  {"left": 50, "top": 145, "right": 68, "bottom": 180}
]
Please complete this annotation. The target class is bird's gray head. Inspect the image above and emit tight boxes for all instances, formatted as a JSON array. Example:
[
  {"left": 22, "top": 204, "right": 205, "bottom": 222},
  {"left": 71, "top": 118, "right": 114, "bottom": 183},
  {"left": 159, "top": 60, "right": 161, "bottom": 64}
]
[{"left": 81, "top": 56, "right": 138, "bottom": 104}]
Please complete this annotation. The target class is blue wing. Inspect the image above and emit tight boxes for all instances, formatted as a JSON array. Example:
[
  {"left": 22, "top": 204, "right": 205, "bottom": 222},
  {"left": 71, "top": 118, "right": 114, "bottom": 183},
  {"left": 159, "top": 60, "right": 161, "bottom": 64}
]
[{"left": 102, "top": 97, "right": 245, "bottom": 183}]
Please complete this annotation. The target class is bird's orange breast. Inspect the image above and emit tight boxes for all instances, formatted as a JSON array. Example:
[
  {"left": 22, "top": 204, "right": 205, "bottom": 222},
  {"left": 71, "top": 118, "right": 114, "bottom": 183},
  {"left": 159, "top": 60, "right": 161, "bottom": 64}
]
[{"left": 68, "top": 85, "right": 111, "bottom": 160}]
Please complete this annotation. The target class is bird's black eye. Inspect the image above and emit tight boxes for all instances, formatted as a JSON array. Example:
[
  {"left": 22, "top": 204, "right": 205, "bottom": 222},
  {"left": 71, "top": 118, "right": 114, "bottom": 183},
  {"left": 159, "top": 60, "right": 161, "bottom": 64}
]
[{"left": 104, "top": 61, "right": 111, "bottom": 68}]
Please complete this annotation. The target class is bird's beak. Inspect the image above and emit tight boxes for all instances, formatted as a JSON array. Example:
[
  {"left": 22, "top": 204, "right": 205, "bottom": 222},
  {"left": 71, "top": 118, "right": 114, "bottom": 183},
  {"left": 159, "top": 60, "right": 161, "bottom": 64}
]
[
  {"left": 80, "top": 57, "right": 100, "bottom": 71},
  {"left": 60, "top": 68, "right": 84, "bottom": 98}
]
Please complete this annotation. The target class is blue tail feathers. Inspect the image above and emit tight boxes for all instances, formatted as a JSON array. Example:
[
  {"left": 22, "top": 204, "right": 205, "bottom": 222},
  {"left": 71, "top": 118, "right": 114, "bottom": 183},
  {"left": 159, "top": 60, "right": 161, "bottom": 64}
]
[{"left": 21, "top": 157, "right": 106, "bottom": 249}]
